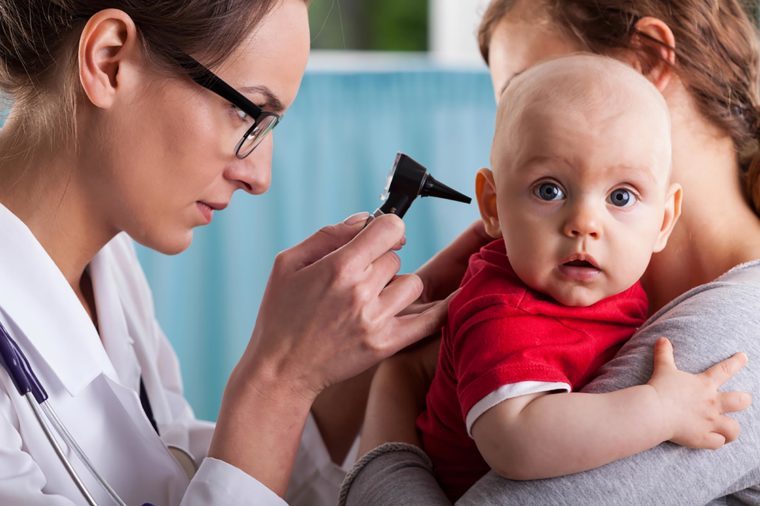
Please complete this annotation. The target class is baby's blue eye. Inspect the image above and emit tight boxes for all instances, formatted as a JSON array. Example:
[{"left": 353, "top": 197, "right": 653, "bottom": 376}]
[
  {"left": 608, "top": 188, "right": 636, "bottom": 208},
  {"left": 534, "top": 182, "right": 565, "bottom": 201}
]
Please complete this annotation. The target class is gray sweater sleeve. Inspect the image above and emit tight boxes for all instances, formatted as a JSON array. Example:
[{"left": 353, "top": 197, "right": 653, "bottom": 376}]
[{"left": 342, "top": 261, "right": 760, "bottom": 506}]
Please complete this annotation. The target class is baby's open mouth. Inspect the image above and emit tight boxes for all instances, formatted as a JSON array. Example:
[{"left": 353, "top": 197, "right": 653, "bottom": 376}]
[
  {"left": 558, "top": 255, "right": 601, "bottom": 281},
  {"left": 563, "top": 259, "right": 596, "bottom": 268}
]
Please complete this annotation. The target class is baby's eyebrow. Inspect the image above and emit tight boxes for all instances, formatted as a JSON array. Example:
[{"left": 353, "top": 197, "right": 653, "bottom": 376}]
[{"left": 612, "top": 164, "right": 658, "bottom": 183}]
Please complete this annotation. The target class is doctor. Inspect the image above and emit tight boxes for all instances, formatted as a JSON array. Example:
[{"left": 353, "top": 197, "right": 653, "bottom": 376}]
[{"left": 0, "top": 0, "right": 482, "bottom": 504}]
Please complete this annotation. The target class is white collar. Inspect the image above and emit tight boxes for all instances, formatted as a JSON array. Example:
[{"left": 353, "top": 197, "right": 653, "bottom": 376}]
[{"left": 0, "top": 203, "right": 120, "bottom": 396}]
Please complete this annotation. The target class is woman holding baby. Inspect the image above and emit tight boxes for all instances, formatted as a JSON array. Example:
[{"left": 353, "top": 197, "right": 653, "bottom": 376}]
[{"left": 342, "top": 0, "right": 760, "bottom": 504}]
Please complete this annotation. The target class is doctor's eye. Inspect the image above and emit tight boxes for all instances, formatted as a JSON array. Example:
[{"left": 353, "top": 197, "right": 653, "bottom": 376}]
[
  {"left": 231, "top": 104, "right": 253, "bottom": 124},
  {"left": 533, "top": 181, "right": 566, "bottom": 201},
  {"left": 607, "top": 188, "right": 637, "bottom": 208}
]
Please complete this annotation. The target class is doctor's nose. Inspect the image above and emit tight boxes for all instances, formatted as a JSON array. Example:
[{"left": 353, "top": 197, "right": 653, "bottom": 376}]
[
  {"left": 225, "top": 134, "right": 273, "bottom": 195},
  {"left": 563, "top": 202, "right": 602, "bottom": 239}
]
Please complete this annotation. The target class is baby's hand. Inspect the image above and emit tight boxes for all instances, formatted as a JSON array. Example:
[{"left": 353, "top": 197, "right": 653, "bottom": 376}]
[{"left": 647, "top": 337, "right": 751, "bottom": 449}]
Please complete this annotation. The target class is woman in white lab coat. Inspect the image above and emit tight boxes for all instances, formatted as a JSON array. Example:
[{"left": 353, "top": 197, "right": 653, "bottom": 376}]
[{"left": 0, "top": 1, "right": 480, "bottom": 504}]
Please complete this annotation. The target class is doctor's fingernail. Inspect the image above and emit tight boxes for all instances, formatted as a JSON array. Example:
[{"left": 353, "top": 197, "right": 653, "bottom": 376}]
[{"left": 344, "top": 212, "right": 370, "bottom": 225}]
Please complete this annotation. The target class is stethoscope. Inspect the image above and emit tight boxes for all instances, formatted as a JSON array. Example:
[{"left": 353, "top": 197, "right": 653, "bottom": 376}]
[
  {"left": 0, "top": 318, "right": 197, "bottom": 505},
  {"left": 0, "top": 152, "right": 469, "bottom": 506}
]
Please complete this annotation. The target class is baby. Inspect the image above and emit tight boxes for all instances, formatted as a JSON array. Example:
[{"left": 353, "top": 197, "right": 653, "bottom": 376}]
[{"left": 417, "top": 54, "right": 748, "bottom": 500}]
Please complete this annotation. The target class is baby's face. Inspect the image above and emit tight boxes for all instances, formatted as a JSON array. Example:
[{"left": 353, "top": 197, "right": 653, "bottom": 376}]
[{"left": 481, "top": 64, "right": 680, "bottom": 306}]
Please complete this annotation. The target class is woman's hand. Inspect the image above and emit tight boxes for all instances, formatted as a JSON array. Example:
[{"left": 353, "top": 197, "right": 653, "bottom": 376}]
[
  {"left": 647, "top": 338, "right": 752, "bottom": 448},
  {"left": 415, "top": 220, "right": 491, "bottom": 304}
]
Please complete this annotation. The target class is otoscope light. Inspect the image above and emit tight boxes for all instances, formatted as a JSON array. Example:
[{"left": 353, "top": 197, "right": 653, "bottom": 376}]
[{"left": 373, "top": 153, "right": 471, "bottom": 219}]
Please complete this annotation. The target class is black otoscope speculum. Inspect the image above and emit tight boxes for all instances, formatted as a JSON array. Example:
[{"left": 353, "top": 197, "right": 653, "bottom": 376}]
[{"left": 371, "top": 153, "right": 471, "bottom": 220}]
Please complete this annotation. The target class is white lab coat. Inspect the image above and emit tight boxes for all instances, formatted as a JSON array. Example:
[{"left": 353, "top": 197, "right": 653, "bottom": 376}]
[{"left": 0, "top": 203, "right": 350, "bottom": 505}]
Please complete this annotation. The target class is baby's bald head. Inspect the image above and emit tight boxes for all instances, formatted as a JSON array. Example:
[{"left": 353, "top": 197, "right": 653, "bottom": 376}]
[
  {"left": 492, "top": 54, "right": 671, "bottom": 183},
  {"left": 476, "top": 54, "right": 681, "bottom": 307}
]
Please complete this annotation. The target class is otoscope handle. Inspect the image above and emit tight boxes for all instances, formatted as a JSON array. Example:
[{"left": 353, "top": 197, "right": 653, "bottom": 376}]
[{"left": 365, "top": 193, "right": 415, "bottom": 227}]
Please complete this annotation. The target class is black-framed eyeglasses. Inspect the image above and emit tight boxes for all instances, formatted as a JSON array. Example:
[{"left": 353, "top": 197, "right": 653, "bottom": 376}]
[{"left": 176, "top": 54, "right": 281, "bottom": 159}]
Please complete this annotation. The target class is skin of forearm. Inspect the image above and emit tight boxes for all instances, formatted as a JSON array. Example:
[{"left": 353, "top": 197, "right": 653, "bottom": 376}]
[
  {"left": 473, "top": 385, "right": 670, "bottom": 481},
  {"left": 311, "top": 366, "right": 376, "bottom": 464},
  {"left": 208, "top": 364, "right": 315, "bottom": 497},
  {"left": 358, "top": 360, "right": 425, "bottom": 456}
]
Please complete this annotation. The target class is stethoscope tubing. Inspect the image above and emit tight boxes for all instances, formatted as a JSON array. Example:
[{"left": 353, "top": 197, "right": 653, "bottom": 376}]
[
  {"left": 41, "top": 400, "right": 127, "bottom": 505},
  {"left": 26, "top": 392, "right": 98, "bottom": 505}
]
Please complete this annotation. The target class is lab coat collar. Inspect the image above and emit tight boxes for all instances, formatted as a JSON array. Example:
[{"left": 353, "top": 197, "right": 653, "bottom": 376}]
[
  {"left": 91, "top": 251, "right": 142, "bottom": 394},
  {"left": 0, "top": 203, "right": 120, "bottom": 397}
]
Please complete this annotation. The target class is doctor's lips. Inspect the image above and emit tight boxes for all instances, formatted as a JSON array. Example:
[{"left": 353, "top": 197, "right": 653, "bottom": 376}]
[{"left": 196, "top": 200, "right": 228, "bottom": 224}]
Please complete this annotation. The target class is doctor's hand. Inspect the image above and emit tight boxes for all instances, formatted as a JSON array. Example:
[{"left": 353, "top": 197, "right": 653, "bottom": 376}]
[
  {"left": 211, "top": 214, "right": 450, "bottom": 495},
  {"left": 242, "top": 212, "right": 448, "bottom": 399}
]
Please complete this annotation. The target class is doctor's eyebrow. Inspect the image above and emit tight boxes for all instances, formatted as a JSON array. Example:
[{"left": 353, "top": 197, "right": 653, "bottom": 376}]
[{"left": 240, "top": 85, "right": 285, "bottom": 114}]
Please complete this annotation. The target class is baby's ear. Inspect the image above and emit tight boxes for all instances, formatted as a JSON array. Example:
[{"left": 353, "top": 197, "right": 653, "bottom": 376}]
[
  {"left": 653, "top": 183, "right": 683, "bottom": 252},
  {"left": 475, "top": 169, "right": 502, "bottom": 239}
]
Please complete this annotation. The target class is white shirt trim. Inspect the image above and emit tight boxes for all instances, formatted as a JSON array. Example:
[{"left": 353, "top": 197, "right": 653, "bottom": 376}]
[{"left": 465, "top": 381, "right": 571, "bottom": 436}]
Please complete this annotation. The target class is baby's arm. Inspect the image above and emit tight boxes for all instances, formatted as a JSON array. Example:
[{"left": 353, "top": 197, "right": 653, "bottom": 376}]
[{"left": 471, "top": 338, "right": 750, "bottom": 481}]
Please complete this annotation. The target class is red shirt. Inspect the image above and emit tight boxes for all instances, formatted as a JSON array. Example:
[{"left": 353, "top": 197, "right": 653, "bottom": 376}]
[{"left": 417, "top": 239, "right": 648, "bottom": 500}]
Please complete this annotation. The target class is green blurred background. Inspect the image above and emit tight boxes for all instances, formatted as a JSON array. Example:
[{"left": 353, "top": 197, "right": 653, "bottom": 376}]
[{"left": 309, "top": 0, "right": 428, "bottom": 51}]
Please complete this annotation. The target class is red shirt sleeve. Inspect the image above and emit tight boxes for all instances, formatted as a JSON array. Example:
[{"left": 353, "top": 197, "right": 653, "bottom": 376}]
[
  {"left": 447, "top": 241, "right": 648, "bottom": 422},
  {"left": 452, "top": 301, "right": 582, "bottom": 419}
]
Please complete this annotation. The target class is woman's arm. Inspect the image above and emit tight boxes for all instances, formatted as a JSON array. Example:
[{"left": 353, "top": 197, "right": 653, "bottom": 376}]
[{"left": 473, "top": 338, "right": 749, "bottom": 480}]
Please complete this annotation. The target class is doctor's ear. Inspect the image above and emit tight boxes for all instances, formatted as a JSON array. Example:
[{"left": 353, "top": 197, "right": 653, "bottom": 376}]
[
  {"left": 475, "top": 169, "right": 502, "bottom": 239},
  {"left": 78, "top": 9, "right": 141, "bottom": 109},
  {"left": 619, "top": 16, "right": 676, "bottom": 92}
]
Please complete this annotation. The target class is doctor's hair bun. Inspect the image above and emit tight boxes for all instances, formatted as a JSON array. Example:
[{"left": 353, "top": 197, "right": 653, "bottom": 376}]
[{"left": 0, "top": 0, "right": 284, "bottom": 98}]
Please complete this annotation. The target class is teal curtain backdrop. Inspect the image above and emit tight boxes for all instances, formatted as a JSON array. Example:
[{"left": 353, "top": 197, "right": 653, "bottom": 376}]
[{"left": 2, "top": 67, "right": 496, "bottom": 420}]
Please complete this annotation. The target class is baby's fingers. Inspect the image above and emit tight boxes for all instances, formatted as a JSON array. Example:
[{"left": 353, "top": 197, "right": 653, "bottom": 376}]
[
  {"left": 713, "top": 415, "right": 741, "bottom": 444},
  {"left": 652, "top": 337, "right": 676, "bottom": 371},
  {"left": 703, "top": 352, "right": 748, "bottom": 386},
  {"left": 720, "top": 391, "right": 752, "bottom": 414},
  {"left": 697, "top": 432, "right": 727, "bottom": 450}
]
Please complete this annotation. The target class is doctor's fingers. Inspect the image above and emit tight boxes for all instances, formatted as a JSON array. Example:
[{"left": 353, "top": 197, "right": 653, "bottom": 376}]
[
  {"left": 383, "top": 290, "right": 449, "bottom": 354},
  {"left": 275, "top": 214, "right": 369, "bottom": 272},
  {"left": 362, "top": 250, "right": 403, "bottom": 295},
  {"left": 330, "top": 214, "right": 405, "bottom": 275}
]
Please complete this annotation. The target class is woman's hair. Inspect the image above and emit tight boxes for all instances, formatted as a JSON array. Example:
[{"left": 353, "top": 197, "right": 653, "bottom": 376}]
[
  {"left": 0, "top": 0, "right": 283, "bottom": 151},
  {"left": 478, "top": 0, "right": 760, "bottom": 216}
]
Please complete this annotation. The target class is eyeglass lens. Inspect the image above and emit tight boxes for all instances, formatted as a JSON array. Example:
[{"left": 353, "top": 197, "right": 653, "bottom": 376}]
[{"left": 236, "top": 114, "right": 279, "bottom": 158}]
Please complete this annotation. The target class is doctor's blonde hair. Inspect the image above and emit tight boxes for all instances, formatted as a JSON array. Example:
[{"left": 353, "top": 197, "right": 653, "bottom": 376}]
[{"left": 0, "top": 0, "right": 290, "bottom": 154}]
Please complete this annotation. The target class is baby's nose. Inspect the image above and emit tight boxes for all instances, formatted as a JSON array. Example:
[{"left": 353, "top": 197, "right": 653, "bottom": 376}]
[{"left": 563, "top": 204, "right": 602, "bottom": 239}]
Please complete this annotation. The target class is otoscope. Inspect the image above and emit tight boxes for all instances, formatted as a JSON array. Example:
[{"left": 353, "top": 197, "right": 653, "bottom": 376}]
[{"left": 368, "top": 153, "right": 471, "bottom": 222}]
